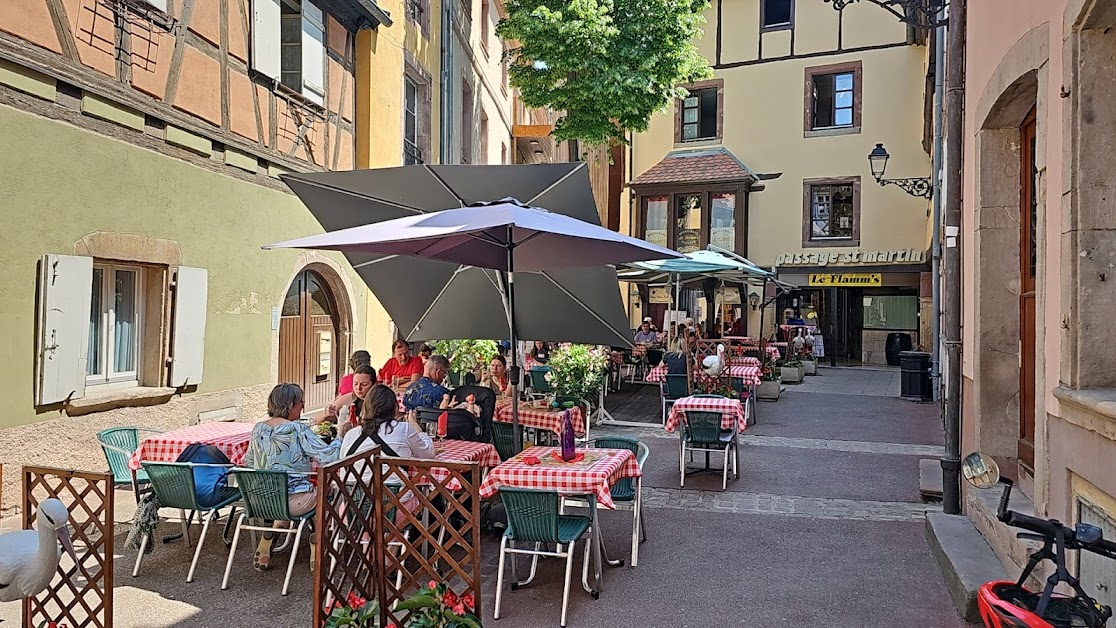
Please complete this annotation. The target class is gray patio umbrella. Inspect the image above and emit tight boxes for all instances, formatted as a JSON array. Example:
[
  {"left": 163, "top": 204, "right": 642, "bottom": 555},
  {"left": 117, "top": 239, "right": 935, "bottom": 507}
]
[
  {"left": 267, "top": 166, "right": 683, "bottom": 445},
  {"left": 277, "top": 163, "right": 638, "bottom": 347}
]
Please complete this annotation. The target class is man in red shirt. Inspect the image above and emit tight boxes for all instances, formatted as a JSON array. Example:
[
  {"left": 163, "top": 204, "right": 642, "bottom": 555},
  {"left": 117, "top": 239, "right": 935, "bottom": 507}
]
[{"left": 380, "top": 339, "right": 424, "bottom": 388}]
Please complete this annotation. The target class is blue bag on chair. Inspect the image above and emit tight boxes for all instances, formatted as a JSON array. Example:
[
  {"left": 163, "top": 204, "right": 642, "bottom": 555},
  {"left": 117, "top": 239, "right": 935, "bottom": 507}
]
[{"left": 175, "top": 443, "right": 233, "bottom": 508}]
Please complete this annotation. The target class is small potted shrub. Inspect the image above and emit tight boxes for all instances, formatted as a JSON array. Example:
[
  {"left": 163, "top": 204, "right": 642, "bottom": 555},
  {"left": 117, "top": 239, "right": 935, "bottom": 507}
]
[
  {"left": 780, "top": 354, "right": 804, "bottom": 384},
  {"left": 757, "top": 356, "right": 782, "bottom": 401},
  {"left": 546, "top": 344, "right": 609, "bottom": 411},
  {"left": 801, "top": 346, "right": 817, "bottom": 376}
]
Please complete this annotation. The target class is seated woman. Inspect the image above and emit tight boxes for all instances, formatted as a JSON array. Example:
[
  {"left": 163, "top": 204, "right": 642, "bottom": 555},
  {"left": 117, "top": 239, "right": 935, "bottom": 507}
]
[
  {"left": 529, "top": 340, "right": 551, "bottom": 365},
  {"left": 340, "top": 385, "right": 435, "bottom": 520},
  {"left": 337, "top": 350, "right": 371, "bottom": 397},
  {"left": 479, "top": 354, "right": 512, "bottom": 396},
  {"left": 244, "top": 383, "right": 341, "bottom": 571},
  {"left": 380, "top": 339, "right": 425, "bottom": 389}
]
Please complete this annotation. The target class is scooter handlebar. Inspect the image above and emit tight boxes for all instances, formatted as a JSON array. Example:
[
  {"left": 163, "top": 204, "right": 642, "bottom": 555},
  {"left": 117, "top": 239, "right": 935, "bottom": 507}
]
[{"left": 1003, "top": 510, "right": 1116, "bottom": 556}]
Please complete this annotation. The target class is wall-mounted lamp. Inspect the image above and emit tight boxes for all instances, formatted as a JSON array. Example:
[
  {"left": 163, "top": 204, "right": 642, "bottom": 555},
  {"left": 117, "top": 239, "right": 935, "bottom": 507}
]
[
  {"left": 822, "top": 0, "right": 947, "bottom": 29},
  {"left": 868, "top": 143, "right": 933, "bottom": 199},
  {"left": 748, "top": 291, "right": 761, "bottom": 310}
]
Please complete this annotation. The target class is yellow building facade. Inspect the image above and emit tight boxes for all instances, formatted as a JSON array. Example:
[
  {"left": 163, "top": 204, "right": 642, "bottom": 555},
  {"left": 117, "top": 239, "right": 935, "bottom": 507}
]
[{"left": 625, "top": 0, "right": 933, "bottom": 366}]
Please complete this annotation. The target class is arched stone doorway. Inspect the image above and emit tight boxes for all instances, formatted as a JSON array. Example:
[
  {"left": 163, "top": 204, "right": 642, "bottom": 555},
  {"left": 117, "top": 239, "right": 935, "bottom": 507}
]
[{"left": 279, "top": 267, "right": 344, "bottom": 409}]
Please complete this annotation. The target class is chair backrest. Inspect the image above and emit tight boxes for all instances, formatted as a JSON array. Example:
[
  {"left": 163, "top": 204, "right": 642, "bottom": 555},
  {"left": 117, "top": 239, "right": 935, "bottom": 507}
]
[
  {"left": 645, "top": 349, "right": 664, "bottom": 366},
  {"left": 491, "top": 421, "right": 522, "bottom": 461},
  {"left": 527, "top": 367, "right": 552, "bottom": 393},
  {"left": 231, "top": 469, "right": 295, "bottom": 521},
  {"left": 664, "top": 374, "right": 689, "bottom": 399},
  {"left": 415, "top": 407, "right": 482, "bottom": 441},
  {"left": 590, "top": 437, "right": 647, "bottom": 495},
  {"left": 142, "top": 462, "right": 201, "bottom": 510},
  {"left": 499, "top": 488, "right": 561, "bottom": 543},
  {"left": 684, "top": 411, "right": 724, "bottom": 445},
  {"left": 96, "top": 427, "right": 141, "bottom": 483}
]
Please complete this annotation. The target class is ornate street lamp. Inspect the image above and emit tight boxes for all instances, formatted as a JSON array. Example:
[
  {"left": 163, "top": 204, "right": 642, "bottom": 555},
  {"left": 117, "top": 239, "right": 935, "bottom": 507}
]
[
  {"left": 868, "top": 143, "right": 933, "bottom": 199},
  {"left": 823, "top": 0, "right": 948, "bottom": 29}
]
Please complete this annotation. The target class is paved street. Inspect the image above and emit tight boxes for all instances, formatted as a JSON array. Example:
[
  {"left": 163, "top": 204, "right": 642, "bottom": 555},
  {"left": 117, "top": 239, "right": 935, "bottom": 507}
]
[
  {"left": 0, "top": 378, "right": 970, "bottom": 627},
  {"left": 784, "top": 366, "right": 903, "bottom": 397}
]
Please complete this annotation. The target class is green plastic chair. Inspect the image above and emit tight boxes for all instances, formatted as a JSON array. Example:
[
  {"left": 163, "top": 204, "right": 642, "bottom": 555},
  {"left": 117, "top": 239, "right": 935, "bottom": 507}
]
[
  {"left": 494, "top": 488, "right": 593, "bottom": 628},
  {"left": 491, "top": 421, "right": 523, "bottom": 462},
  {"left": 221, "top": 469, "right": 315, "bottom": 596},
  {"left": 680, "top": 410, "right": 738, "bottom": 490},
  {"left": 527, "top": 367, "right": 553, "bottom": 400},
  {"left": 136, "top": 462, "right": 241, "bottom": 582},
  {"left": 661, "top": 374, "right": 690, "bottom": 424},
  {"left": 564, "top": 437, "right": 649, "bottom": 567},
  {"left": 96, "top": 427, "right": 162, "bottom": 501}
]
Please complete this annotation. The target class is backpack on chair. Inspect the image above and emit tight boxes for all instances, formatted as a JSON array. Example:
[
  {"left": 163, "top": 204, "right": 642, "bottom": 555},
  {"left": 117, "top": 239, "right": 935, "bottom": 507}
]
[{"left": 175, "top": 443, "right": 233, "bottom": 508}]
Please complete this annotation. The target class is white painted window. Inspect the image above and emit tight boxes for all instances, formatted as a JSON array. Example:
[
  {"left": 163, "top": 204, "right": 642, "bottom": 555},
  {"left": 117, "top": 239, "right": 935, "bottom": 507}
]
[
  {"left": 255, "top": 0, "right": 326, "bottom": 105},
  {"left": 34, "top": 255, "right": 208, "bottom": 405},
  {"left": 87, "top": 264, "right": 144, "bottom": 388}
]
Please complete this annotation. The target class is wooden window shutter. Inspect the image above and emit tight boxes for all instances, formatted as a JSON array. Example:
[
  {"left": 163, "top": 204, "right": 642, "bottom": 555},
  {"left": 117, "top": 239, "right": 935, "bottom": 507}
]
[
  {"left": 301, "top": 1, "right": 326, "bottom": 104},
  {"left": 252, "top": 0, "right": 282, "bottom": 81},
  {"left": 169, "top": 267, "right": 208, "bottom": 387},
  {"left": 36, "top": 254, "right": 93, "bottom": 405}
]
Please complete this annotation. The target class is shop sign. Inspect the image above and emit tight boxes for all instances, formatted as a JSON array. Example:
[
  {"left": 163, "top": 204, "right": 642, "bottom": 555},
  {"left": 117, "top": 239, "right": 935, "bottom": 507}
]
[
  {"left": 808, "top": 273, "right": 882, "bottom": 287},
  {"left": 776, "top": 249, "right": 924, "bottom": 267},
  {"left": 720, "top": 287, "right": 740, "bottom": 304},
  {"left": 649, "top": 287, "right": 672, "bottom": 303}
]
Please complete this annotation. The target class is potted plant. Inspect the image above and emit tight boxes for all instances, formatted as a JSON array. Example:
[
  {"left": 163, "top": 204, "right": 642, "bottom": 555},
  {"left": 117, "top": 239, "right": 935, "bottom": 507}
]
[
  {"left": 780, "top": 354, "right": 804, "bottom": 384},
  {"left": 757, "top": 356, "right": 782, "bottom": 401},
  {"left": 801, "top": 346, "right": 817, "bottom": 376},
  {"left": 546, "top": 344, "right": 609, "bottom": 411},
  {"left": 325, "top": 592, "right": 379, "bottom": 627},
  {"left": 432, "top": 339, "right": 500, "bottom": 385},
  {"left": 324, "top": 581, "right": 482, "bottom": 627}
]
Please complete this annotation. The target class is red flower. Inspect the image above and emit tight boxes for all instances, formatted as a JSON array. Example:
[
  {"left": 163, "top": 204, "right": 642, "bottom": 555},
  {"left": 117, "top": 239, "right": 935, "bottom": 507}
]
[
  {"left": 461, "top": 592, "right": 475, "bottom": 611},
  {"left": 428, "top": 580, "right": 437, "bottom": 589},
  {"left": 453, "top": 603, "right": 465, "bottom": 615},
  {"left": 347, "top": 592, "right": 367, "bottom": 609},
  {"left": 443, "top": 588, "right": 458, "bottom": 608}
]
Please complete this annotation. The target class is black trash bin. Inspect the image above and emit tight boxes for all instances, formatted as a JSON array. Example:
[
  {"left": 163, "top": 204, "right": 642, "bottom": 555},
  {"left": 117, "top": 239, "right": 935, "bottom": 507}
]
[
  {"left": 885, "top": 332, "right": 913, "bottom": 366},
  {"left": 899, "top": 351, "right": 932, "bottom": 401}
]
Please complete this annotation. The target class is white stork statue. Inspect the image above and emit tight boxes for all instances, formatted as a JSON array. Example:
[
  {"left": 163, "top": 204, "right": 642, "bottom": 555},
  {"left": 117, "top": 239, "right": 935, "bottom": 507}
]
[
  {"left": 0, "top": 498, "right": 80, "bottom": 603},
  {"left": 702, "top": 343, "right": 727, "bottom": 377}
]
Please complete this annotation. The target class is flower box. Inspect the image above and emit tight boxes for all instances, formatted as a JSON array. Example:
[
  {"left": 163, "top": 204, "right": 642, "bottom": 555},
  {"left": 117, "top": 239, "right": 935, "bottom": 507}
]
[
  {"left": 780, "top": 365, "right": 804, "bottom": 384},
  {"left": 757, "top": 380, "right": 782, "bottom": 400},
  {"left": 802, "top": 359, "right": 817, "bottom": 376}
]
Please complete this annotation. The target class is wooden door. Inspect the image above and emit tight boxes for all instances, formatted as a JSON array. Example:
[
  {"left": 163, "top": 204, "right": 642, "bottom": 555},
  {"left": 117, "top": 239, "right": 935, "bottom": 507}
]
[
  {"left": 278, "top": 269, "right": 339, "bottom": 410},
  {"left": 1018, "top": 107, "right": 1038, "bottom": 471}
]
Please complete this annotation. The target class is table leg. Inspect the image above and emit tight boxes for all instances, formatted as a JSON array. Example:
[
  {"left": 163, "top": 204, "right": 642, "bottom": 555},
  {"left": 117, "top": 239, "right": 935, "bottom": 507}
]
[{"left": 590, "top": 498, "right": 603, "bottom": 592}]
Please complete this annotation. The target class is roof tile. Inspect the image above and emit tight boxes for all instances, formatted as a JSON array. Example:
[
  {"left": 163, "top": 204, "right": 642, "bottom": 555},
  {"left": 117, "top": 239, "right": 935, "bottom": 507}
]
[{"left": 629, "top": 147, "right": 756, "bottom": 187}]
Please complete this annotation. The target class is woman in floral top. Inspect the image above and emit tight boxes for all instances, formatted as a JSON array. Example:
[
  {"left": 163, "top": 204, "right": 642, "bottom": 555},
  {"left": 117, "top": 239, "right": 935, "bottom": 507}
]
[{"left": 244, "top": 383, "right": 340, "bottom": 571}]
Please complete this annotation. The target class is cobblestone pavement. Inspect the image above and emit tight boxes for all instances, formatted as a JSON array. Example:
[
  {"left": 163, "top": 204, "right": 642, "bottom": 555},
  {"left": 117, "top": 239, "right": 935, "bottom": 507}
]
[{"left": 642, "top": 486, "right": 938, "bottom": 521}]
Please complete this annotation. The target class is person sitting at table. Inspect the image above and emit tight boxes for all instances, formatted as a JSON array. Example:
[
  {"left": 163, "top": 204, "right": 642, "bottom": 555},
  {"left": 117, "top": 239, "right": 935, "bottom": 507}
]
[
  {"left": 634, "top": 318, "right": 658, "bottom": 344},
  {"left": 668, "top": 323, "right": 688, "bottom": 353},
  {"left": 341, "top": 384, "right": 435, "bottom": 482},
  {"left": 402, "top": 354, "right": 451, "bottom": 412},
  {"left": 380, "top": 339, "right": 424, "bottom": 389},
  {"left": 337, "top": 350, "right": 371, "bottom": 396},
  {"left": 244, "top": 383, "right": 340, "bottom": 572},
  {"left": 480, "top": 354, "right": 512, "bottom": 396},
  {"left": 320, "top": 365, "right": 376, "bottom": 427},
  {"left": 529, "top": 340, "right": 551, "bottom": 365},
  {"left": 417, "top": 343, "right": 434, "bottom": 364}
]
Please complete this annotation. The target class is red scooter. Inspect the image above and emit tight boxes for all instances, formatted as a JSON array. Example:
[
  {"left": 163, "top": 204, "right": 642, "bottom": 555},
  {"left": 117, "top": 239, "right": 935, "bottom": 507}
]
[{"left": 962, "top": 452, "right": 1116, "bottom": 627}]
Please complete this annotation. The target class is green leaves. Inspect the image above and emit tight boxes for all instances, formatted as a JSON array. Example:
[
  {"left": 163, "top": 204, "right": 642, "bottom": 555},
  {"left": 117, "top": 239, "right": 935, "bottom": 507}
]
[{"left": 499, "top": 0, "right": 713, "bottom": 144}]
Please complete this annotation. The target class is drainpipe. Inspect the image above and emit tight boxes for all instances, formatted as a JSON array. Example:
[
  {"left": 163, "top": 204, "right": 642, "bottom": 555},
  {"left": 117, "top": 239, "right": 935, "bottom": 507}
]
[
  {"left": 941, "top": 0, "right": 967, "bottom": 516},
  {"left": 930, "top": 13, "right": 945, "bottom": 402},
  {"left": 440, "top": 0, "right": 454, "bottom": 164}
]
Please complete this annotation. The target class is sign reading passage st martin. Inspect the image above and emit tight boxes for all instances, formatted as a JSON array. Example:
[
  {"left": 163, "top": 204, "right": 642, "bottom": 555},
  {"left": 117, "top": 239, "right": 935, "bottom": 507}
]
[{"left": 808, "top": 273, "right": 883, "bottom": 287}]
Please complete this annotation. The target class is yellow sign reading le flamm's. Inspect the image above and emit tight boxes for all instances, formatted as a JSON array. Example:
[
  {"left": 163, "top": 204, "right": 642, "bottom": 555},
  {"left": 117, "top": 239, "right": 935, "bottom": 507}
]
[{"left": 808, "top": 273, "right": 883, "bottom": 287}]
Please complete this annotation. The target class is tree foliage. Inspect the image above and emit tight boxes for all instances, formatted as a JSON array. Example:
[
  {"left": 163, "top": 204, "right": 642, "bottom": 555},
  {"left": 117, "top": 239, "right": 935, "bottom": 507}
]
[{"left": 497, "top": 0, "right": 713, "bottom": 145}]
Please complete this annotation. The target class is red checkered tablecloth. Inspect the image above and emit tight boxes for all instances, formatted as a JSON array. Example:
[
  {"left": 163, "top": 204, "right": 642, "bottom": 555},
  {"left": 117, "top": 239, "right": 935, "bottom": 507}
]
[
  {"left": 647, "top": 364, "right": 759, "bottom": 386},
  {"left": 478, "top": 446, "right": 640, "bottom": 509},
  {"left": 665, "top": 395, "right": 747, "bottom": 433},
  {"left": 423, "top": 440, "right": 501, "bottom": 490},
  {"left": 494, "top": 400, "right": 585, "bottom": 437},
  {"left": 734, "top": 357, "right": 761, "bottom": 368},
  {"left": 129, "top": 422, "right": 256, "bottom": 470}
]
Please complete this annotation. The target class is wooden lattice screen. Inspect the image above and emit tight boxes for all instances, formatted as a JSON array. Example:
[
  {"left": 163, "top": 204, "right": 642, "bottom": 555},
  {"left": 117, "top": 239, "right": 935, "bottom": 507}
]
[
  {"left": 313, "top": 448, "right": 482, "bottom": 627},
  {"left": 22, "top": 466, "right": 114, "bottom": 628}
]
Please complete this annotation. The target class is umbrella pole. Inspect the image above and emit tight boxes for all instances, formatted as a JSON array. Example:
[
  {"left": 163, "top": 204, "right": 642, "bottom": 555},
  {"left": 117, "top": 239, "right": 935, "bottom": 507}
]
[{"left": 505, "top": 228, "right": 523, "bottom": 451}]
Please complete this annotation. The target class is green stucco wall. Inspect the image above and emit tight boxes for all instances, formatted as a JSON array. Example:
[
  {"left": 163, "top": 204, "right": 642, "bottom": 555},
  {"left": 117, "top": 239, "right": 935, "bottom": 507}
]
[{"left": 0, "top": 103, "right": 367, "bottom": 428}]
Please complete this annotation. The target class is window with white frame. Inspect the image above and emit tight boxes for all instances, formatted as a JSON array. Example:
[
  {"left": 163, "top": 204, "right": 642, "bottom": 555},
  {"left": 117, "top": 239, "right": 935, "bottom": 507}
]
[
  {"left": 35, "top": 254, "right": 209, "bottom": 406},
  {"left": 252, "top": 0, "right": 326, "bottom": 105},
  {"left": 87, "top": 264, "right": 143, "bottom": 387}
]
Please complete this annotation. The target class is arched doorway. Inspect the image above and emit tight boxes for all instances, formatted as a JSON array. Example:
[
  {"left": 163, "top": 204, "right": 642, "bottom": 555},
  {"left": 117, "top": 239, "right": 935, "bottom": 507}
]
[{"left": 279, "top": 268, "right": 341, "bottom": 409}]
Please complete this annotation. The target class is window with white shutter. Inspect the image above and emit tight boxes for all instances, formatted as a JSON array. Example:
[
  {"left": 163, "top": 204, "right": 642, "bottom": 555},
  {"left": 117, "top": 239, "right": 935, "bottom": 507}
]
[
  {"left": 301, "top": 2, "right": 325, "bottom": 105},
  {"left": 169, "top": 267, "right": 208, "bottom": 387},
  {"left": 253, "top": 0, "right": 283, "bottom": 80},
  {"left": 36, "top": 255, "right": 93, "bottom": 405}
]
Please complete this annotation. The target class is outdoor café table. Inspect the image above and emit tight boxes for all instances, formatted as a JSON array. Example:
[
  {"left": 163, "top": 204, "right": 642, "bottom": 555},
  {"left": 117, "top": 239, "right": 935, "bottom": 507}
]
[
  {"left": 479, "top": 446, "right": 641, "bottom": 594},
  {"left": 725, "top": 364, "right": 761, "bottom": 386},
  {"left": 665, "top": 395, "right": 748, "bottom": 434},
  {"left": 421, "top": 440, "right": 501, "bottom": 490},
  {"left": 128, "top": 421, "right": 255, "bottom": 470},
  {"left": 494, "top": 399, "right": 586, "bottom": 438}
]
